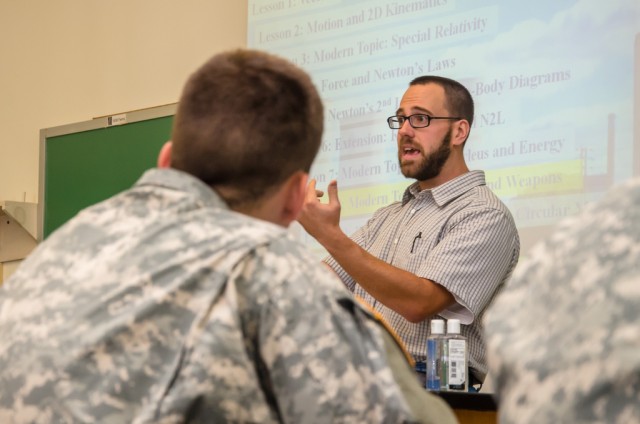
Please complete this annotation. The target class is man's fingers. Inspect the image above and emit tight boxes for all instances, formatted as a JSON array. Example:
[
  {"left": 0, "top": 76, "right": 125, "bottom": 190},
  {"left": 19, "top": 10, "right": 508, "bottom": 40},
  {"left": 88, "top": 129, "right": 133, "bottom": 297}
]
[
  {"left": 306, "top": 179, "right": 318, "bottom": 201},
  {"left": 307, "top": 179, "right": 336, "bottom": 203},
  {"left": 327, "top": 180, "right": 340, "bottom": 205}
]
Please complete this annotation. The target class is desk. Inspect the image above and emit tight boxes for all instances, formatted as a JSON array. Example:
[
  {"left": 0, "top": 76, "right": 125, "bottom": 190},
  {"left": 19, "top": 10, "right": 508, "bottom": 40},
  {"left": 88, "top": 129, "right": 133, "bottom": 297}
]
[{"left": 436, "top": 392, "right": 497, "bottom": 424}]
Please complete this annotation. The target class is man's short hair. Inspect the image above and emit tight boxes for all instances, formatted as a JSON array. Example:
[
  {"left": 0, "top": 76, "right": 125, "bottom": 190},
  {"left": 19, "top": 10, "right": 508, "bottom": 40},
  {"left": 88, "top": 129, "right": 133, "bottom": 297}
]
[
  {"left": 171, "top": 49, "right": 324, "bottom": 207},
  {"left": 410, "top": 75, "right": 474, "bottom": 128}
]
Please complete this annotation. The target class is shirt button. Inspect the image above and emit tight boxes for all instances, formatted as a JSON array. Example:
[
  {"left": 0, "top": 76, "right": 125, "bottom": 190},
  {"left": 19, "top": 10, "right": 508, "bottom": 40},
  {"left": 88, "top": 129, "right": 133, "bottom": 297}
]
[{"left": 394, "top": 238, "right": 399, "bottom": 244}]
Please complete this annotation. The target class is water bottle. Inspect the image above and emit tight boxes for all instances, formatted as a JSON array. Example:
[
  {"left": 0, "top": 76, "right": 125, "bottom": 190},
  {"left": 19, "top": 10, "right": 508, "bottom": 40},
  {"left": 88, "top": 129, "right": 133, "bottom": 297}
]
[{"left": 426, "top": 319, "right": 445, "bottom": 391}]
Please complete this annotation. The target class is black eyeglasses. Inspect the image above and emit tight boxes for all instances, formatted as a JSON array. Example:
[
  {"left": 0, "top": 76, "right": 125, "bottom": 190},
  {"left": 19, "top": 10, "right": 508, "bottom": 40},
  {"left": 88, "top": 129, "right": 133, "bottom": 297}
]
[{"left": 387, "top": 114, "right": 462, "bottom": 129}]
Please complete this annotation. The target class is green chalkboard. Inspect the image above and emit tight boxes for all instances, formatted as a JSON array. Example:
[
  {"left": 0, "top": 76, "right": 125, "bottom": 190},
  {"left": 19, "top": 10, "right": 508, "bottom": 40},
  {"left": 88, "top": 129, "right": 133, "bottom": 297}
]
[{"left": 38, "top": 104, "right": 176, "bottom": 240}]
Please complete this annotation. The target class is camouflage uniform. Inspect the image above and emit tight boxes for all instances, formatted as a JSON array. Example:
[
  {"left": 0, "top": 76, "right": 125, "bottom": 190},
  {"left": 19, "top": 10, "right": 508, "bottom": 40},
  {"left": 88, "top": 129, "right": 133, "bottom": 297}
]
[
  {"left": 485, "top": 177, "right": 640, "bottom": 423},
  {"left": 0, "top": 168, "right": 456, "bottom": 424}
]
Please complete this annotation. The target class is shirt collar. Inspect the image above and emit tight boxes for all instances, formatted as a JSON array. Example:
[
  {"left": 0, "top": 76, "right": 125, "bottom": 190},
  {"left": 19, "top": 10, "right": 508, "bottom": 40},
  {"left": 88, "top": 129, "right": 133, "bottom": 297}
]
[
  {"left": 401, "top": 170, "right": 486, "bottom": 207},
  {"left": 135, "top": 168, "right": 228, "bottom": 210}
]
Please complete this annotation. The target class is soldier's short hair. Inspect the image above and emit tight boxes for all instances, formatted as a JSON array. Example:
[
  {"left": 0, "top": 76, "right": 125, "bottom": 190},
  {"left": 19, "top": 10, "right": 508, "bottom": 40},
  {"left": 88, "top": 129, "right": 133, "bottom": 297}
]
[{"left": 171, "top": 49, "right": 324, "bottom": 208}]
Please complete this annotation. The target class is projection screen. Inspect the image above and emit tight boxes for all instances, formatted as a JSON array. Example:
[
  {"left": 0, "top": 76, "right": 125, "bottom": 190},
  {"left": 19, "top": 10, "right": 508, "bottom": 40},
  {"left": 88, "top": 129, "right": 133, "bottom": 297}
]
[{"left": 248, "top": 0, "right": 640, "bottom": 257}]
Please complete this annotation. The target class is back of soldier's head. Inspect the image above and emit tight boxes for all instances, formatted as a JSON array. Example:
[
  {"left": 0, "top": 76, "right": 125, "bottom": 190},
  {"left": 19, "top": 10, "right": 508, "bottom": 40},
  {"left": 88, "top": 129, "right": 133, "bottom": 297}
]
[{"left": 171, "top": 49, "right": 324, "bottom": 208}]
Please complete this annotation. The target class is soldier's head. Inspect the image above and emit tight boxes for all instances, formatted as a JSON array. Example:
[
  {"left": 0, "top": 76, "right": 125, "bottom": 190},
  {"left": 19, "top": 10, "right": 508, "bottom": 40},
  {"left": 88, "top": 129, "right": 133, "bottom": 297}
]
[{"left": 160, "top": 49, "right": 324, "bottom": 226}]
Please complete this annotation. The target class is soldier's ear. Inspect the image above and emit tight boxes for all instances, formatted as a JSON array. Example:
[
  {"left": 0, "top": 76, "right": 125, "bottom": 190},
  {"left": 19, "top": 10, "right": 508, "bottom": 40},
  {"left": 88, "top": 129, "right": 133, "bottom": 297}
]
[
  {"left": 157, "top": 142, "right": 173, "bottom": 168},
  {"left": 280, "top": 171, "right": 309, "bottom": 225}
]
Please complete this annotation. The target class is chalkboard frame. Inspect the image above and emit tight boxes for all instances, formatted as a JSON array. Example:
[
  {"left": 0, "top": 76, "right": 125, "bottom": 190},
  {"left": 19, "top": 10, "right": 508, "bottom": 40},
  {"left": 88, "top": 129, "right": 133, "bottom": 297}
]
[{"left": 37, "top": 103, "right": 177, "bottom": 241}]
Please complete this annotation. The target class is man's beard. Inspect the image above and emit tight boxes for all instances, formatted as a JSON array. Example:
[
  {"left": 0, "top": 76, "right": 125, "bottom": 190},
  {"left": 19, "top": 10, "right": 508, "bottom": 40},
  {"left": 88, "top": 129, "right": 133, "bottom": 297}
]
[{"left": 399, "top": 129, "right": 452, "bottom": 181}]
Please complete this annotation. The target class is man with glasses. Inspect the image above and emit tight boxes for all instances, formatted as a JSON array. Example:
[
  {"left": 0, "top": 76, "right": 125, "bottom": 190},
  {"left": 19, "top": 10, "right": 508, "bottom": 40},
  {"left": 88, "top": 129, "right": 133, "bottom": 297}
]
[{"left": 298, "top": 75, "right": 520, "bottom": 391}]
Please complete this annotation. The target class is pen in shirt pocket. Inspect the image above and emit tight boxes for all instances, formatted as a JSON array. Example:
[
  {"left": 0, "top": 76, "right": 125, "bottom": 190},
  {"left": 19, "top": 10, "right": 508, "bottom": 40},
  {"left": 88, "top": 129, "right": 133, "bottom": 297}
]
[{"left": 410, "top": 232, "right": 422, "bottom": 253}]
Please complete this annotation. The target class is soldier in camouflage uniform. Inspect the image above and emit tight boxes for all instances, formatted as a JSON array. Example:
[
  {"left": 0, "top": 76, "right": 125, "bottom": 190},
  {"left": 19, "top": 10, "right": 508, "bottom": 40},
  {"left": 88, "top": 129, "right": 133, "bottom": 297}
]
[
  {"left": 484, "top": 177, "right": 640, "bottom": 423},
  {"left": 0, "top": 49, "right": 457, "bottom": 423}
]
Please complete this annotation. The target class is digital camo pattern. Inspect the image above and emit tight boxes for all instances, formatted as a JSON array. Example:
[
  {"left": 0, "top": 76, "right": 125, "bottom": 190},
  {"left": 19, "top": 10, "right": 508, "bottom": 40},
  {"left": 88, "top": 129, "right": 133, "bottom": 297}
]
[
  {"left": 0, "top": 168, "right": 437, "bottom": 423},
  {"left": 485, "top": 177, "right": 640, "bottom": 423}
]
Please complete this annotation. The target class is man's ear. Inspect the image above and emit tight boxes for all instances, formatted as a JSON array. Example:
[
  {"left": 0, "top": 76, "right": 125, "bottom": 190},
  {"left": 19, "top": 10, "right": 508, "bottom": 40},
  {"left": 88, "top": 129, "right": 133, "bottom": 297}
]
[
  {"left": 280, "top": 171, "right": 309, "bottom": 225},
  {"left": 452, "top": 120, "right": 470, "bottom": 147},
  {"left": 157, "top": 141, "right": 173, "bottom": 168}
]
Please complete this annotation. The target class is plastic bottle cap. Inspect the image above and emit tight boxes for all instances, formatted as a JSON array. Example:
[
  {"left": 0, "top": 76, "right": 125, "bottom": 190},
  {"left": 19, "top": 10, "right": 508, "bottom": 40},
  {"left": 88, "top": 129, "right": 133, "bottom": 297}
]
[
  {"left": 430, "top": 319, "right": 445, "bottom": 334},
  {"left": 447, "top": 319, "right": 461, "bottom": 334}
]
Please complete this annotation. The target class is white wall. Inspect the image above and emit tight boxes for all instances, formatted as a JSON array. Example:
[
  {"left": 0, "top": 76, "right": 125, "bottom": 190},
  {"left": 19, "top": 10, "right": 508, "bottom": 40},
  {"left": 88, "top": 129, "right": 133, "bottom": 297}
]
[{"left": 0, "top": 1, "right": 248, "bottom": 204}]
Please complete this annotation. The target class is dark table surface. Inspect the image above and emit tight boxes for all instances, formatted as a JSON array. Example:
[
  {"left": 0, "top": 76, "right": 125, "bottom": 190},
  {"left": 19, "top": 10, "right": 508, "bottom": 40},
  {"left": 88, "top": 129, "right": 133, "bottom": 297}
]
[{"left": 435, "top": 391, "right": 497, "bottom": 411}]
